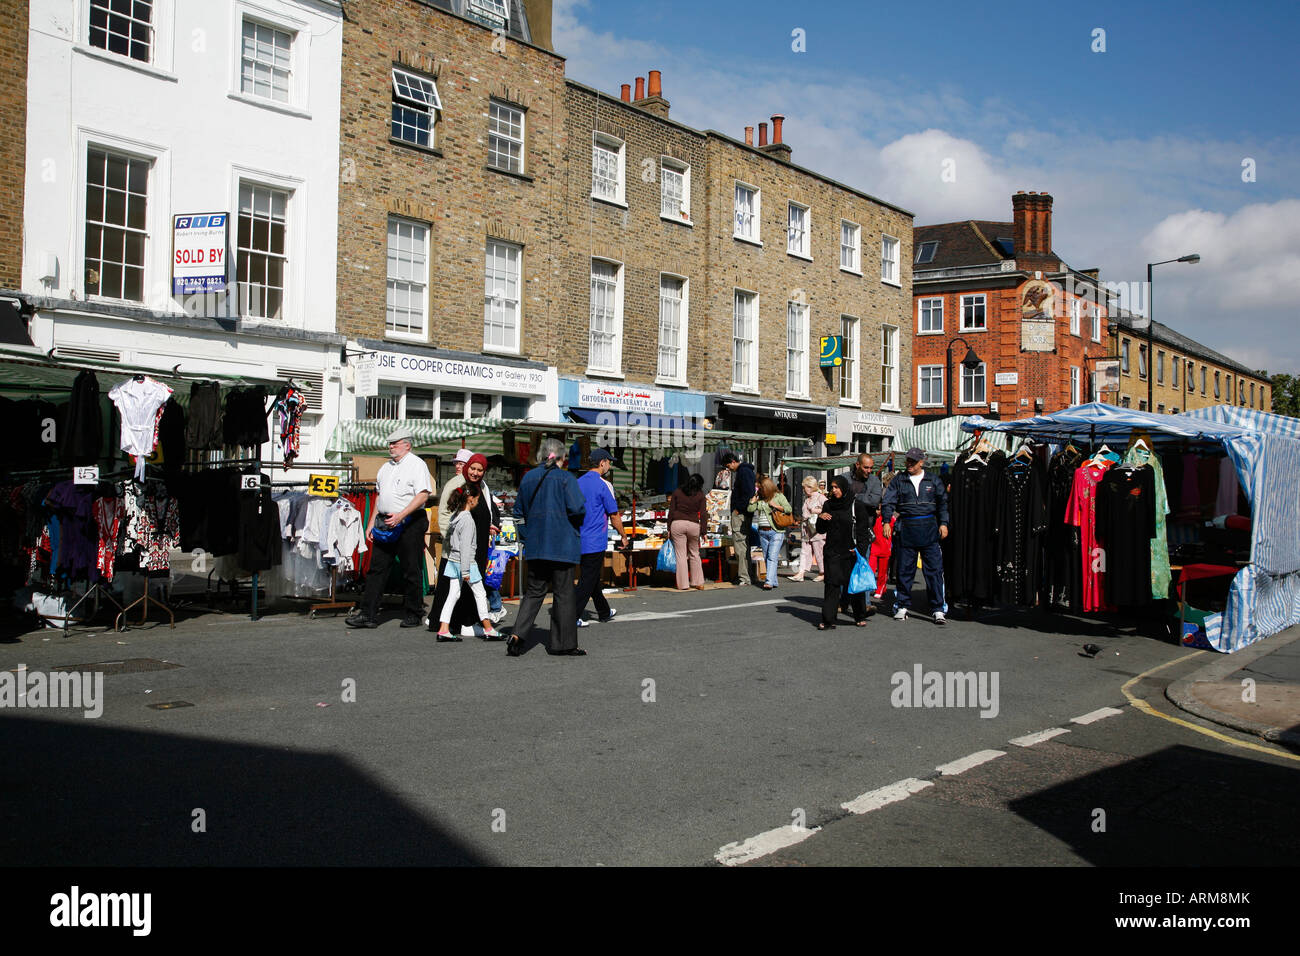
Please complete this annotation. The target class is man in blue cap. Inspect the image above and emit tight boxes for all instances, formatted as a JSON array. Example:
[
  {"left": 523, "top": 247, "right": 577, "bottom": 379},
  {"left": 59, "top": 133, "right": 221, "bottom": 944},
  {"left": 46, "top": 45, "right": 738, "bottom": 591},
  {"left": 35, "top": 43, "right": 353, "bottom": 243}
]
[
  {"left": 575, "top": 448, "right": 627, "bottom": 626},
  {"left": 881, "top": 446, "right": 949, "bottom": 624}
]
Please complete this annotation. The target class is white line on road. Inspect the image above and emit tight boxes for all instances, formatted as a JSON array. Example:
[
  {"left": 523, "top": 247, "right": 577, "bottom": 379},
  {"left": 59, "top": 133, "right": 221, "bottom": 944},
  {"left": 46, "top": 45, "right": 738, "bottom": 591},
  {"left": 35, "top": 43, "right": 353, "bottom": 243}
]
[
  {"left": 616, "top": 599, "right": 785, "bottom": 622},
  {"left": 715, "top": 824, "right": 821, "bottom": 866},
  {"left": 1008, "top": 727, "right": 1071, "bottom": 747},
  {"left": 935, "top": 750, "right": 1006, "bottom": 776},
  {"left": 1071, "top": 706, "right": 1125, "bottom": 725},
  {"left": 841, "top": 777, "right": 934, "bottom": 814}
]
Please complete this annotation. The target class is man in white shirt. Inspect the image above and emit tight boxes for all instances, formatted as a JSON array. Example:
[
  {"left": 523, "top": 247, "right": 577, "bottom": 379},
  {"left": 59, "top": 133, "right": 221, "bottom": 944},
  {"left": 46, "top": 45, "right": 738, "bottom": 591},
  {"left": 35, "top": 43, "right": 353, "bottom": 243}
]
[{"left": 347, "top": 428, "right": 435, "bottom": 629}]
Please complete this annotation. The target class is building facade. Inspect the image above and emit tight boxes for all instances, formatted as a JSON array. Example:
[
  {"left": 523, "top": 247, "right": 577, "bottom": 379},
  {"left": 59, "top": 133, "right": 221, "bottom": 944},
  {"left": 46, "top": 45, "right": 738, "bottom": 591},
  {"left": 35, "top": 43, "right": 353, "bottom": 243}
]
[
  {"left": 334, "top": 0, "right": 562, "bottom": 427},
  {"left": 0, "top": 0, "right": 28, "bottom": 293},
  {"left": 1109, "top": 311, "right": 1272, "bottom": 414},
  {"left": 911, "top": 192, "right": 1113, "bottom": 422},
  {"left": 19, "top": 0, "right": 345, "bottom": 461}
]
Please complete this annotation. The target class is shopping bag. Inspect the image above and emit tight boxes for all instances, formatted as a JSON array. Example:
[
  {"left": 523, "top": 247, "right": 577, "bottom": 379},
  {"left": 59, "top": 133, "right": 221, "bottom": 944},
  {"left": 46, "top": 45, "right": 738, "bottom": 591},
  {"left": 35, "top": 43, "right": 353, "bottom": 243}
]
[
  {"left": 848, "top": 550, "right": 876, "bottom": 595},
  {"left": 484, "top": 547, "right": 511, "bottom": 590},
  {"left": 656, "top": 542, "right": 677, "bottom": 573}
]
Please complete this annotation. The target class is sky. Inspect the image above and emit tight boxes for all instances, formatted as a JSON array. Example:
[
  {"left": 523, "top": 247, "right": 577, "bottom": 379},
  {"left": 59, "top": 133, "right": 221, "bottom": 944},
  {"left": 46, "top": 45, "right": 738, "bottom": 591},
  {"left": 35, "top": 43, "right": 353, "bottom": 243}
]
[{"left": 552, "top": 0, "right": 1300, "bottom": 375}]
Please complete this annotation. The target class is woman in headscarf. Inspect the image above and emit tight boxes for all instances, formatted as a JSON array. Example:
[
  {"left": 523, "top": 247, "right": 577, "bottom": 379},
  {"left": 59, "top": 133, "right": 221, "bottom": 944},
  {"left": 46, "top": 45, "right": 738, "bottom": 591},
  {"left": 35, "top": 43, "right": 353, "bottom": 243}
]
[
  {"left": 430, "top": 452, "right": 501, "bottom": 639},
  {"left": 814, "top": 475, "right": 873, "bottom": 629}
]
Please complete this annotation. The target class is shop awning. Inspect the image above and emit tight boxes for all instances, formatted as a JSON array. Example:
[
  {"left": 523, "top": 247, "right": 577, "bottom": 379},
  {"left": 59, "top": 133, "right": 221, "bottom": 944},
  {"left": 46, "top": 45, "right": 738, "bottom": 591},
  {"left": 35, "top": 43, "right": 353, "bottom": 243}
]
[
  {"left": 892, "top": 414, "right": 1014, "bottom": 464},
  {"left": 781, "top": 455, "right": 859, "bottom": 471},
  {"left": 717, "top": 400, "right": 826, "bottom": 424},
  {"left": 566, "top": 407, "right": 700, "bottom": 430}
]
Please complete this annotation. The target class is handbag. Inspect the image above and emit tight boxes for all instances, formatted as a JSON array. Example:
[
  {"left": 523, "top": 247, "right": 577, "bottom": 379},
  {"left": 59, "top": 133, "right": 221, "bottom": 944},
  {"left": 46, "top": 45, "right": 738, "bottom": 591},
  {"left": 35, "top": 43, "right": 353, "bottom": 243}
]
[
  {"left": 770, "top": 501, "right": 795, "bottom": 529},
  {"left": 848, "top": 550, "right": 876, "bottom": 595},
  {"left": 371, "top": 513, "right": 411, "bottom": 543}
]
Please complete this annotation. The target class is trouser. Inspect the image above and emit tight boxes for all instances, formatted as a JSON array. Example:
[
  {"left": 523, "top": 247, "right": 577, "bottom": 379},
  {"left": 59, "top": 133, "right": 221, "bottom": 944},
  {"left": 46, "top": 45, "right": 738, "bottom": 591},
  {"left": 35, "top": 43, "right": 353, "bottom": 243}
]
[
  {"left": 729, "top": 512, "right": 758, "bottom": 584},
  {"left": 757, "top": 527, "right": 783, "bottom": 586},
  {"left": 799, "top": 536, "right": 825, "bottom": 574},
  {"left": 669, "top": 520, "right": 704, "bottom": 589},
  {"left": 360, "top": 511, "right": 428, "bottom": 620},
  {"left": 574, "top": 551, "right": 611, "bottom": 619},
  {"left": 892, "top": 516, "right": 947, "bottom": 613},
  {"left": 487, "top": 587, "right": 503, "bottom": 613},
  {"left": 439, "top": 575, "right": 488, "bottom": 623},
  {"left": 824, "top": 579, "right": 867, "bottom": 624},
  {"left": 510, "top": 559, "right": 578, "bottom": 652}
]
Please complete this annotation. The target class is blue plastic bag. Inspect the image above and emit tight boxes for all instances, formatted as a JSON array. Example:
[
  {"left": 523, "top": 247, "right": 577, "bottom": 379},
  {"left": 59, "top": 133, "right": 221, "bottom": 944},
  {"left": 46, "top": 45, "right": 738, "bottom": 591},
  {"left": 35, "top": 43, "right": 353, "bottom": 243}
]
[
  {"left": 484, "top": 547, "right": 511, "bottom": 590},
  {"left": 656, "top": 542, "right": 677, "bottom": 573},
  {"left": 847, "top": 550, "right": 876, "bottom": 595}
]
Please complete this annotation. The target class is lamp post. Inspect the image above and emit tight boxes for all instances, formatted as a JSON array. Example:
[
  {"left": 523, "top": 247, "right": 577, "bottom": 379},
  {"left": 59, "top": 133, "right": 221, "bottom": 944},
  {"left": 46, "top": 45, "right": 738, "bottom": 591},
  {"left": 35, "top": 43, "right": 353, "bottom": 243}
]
[
  {"left": 946, "top": 336, "right": 984, "bottom": 418},
  {"left": 1146, "top": 254, "right": 1200, "bottom": 410}
]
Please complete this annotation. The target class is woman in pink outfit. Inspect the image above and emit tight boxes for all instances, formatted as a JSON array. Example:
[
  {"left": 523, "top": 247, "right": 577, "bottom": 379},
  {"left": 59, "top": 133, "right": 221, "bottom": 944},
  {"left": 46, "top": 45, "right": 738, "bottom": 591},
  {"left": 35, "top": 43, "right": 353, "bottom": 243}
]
[{"left": 790, "top": 475, "right": 827, "bottom": 582}]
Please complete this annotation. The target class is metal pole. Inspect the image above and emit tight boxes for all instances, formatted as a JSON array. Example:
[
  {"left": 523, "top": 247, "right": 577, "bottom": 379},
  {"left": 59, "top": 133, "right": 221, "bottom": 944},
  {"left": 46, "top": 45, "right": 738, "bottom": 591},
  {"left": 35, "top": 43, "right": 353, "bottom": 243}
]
[
  {"left": 946, "top": 342, "right": 954, "bottom": 417},
  {"left": 1147, "top": 261, "right": 1154, "bottom": 412}
]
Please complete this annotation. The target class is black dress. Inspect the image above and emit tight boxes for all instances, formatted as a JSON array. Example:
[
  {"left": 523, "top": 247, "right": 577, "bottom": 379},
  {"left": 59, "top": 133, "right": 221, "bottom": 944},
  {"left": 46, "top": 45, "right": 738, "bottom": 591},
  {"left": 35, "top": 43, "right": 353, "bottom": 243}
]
[
  {"left": 816, "top": 487, "right": 872, "bottom": 625},
  {"left": 1044, "top": 447, "right": 1083, "bottom": 610},
  {"left": 60, "top": 370, "right": 103, "bottom": 466},
  {"left": 947, "top": 449, "right": 1006, "bottom": 605},
  {"left": 1096, "top": 465, "right": 1157, "bottom": 606},
  {"left": 993, "top": 454, "right": 1049, "bottom": 606}
]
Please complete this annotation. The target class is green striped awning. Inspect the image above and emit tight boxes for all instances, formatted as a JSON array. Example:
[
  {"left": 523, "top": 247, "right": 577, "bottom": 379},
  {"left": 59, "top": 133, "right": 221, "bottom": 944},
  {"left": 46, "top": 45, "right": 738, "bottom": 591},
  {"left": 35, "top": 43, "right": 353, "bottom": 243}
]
[
  {"left": 891, "top": 415, "right": 1014, "bottom": 464},
  {"left": 781, "top": 455, "right": 860, "bottom": 471},
  {"left": 325, "top": 416, "right": 519, "bottom": 459}
]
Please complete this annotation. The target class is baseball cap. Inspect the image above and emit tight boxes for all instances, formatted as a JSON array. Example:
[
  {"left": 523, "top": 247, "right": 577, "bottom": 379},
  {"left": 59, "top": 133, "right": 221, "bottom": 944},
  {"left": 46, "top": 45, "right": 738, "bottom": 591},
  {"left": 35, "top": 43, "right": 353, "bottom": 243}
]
[
  {"left": 905, "top": 446, "right": 926, "bottom": 461},
  {"left": 590, "top": 448, "right": 614, "bottom": 463}
]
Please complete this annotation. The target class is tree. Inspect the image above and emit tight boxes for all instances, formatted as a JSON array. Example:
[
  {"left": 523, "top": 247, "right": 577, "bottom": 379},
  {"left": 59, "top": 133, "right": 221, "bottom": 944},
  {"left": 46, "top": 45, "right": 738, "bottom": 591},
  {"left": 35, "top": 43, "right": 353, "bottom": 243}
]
[{"left": 1271, "top": 373, "right": 1300, "bottom": 417}]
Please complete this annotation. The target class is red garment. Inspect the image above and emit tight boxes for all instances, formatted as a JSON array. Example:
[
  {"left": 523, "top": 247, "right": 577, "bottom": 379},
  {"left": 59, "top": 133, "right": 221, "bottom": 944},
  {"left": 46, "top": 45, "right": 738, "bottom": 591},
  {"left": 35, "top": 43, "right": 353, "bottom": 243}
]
[
  {"left": 1064, "top": 462, "right": 1115, "bottom": 612},
  {"left": 94, "top": 496, "right": 121, "bottom": 583},
  {"left": 870, "top": 514, "right": 894, "bottom": 596}
]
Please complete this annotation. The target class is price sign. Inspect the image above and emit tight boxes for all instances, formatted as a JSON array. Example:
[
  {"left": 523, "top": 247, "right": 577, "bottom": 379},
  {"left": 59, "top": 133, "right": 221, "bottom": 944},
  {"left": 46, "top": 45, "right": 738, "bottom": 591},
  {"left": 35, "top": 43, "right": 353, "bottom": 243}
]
[
  {"left": 240, "top": 475, "right": 261, "bottom": 491},
  {"left": 74, "top": 465, "right": 99, "bottom": 485},
  {"left": 308, "top": 474, "right": 340, "bottom": 497}
]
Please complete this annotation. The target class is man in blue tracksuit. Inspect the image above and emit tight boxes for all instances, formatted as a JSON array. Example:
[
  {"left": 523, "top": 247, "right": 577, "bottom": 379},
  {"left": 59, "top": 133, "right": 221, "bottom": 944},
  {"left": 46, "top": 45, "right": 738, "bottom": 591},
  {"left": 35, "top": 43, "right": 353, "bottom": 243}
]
[{"left": 881, "top": 446, "right": 949, "bottom": 625}]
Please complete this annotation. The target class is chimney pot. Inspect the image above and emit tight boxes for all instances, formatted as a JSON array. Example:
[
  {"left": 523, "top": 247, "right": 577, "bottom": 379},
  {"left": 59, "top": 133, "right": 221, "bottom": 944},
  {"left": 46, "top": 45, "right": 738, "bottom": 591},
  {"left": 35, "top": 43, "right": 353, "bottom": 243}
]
[
  {"left": 744, "top": 126, "right": 754, "bottom": 146},
  {"left": 771, "top": 113, "right": 784, "bottom": 143},
  {"left": 634, "top": 76, "right": 645, "bottom": 100},
  {"left": 620, "top": 83, "right": 631, "bottom": 102},
  {"left": 648, "top": 70, "right": 662, "bottom": 98},
  {"left": 758, "top": 122, "right": 768, "bottom": 146}
]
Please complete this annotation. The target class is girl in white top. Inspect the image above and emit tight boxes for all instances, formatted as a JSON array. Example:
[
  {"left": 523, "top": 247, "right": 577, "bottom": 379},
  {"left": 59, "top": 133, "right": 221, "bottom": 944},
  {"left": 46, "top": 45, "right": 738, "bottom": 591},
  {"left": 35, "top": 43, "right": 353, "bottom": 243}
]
[{"left": 435, "top": 485, "right": 502, "bottom": 639}]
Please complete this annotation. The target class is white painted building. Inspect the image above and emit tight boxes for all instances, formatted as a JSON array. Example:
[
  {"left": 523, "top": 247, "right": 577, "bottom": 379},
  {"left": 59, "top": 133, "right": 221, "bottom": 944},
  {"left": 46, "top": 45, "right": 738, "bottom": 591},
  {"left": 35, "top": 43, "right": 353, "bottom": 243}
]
[{"left": 21, "top": 0, "right": 344, "bottom": 464}]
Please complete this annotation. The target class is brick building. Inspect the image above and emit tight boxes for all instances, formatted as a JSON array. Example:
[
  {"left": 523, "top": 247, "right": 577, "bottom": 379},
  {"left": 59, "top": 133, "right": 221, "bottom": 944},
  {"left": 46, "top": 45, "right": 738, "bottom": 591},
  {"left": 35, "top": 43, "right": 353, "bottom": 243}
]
[
  {"left": 1109, "top": 310, "right": 1272, "bottom": 414},
  {"left": 911, "top": 191, "right": 1113, "bottom": 422},
  {"left": 335, "top": 0, "right": 563, "bottom": 423},
  {"left": 0, "top": 0, "right": 28, "bottom": 293}
]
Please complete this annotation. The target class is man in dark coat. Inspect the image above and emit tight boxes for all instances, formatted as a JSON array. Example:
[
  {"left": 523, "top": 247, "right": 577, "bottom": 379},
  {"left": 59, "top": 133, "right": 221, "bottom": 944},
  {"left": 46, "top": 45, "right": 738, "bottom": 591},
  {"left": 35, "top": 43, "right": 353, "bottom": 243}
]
[
  {"left": 720, "top": 451, "right": 759, "bottom": 586},
  {"left": 507, "top": 438, "right": 588, "bottom": 656},
  {"left": 881, "top": 447, "right": 949, "bottom": 625}
]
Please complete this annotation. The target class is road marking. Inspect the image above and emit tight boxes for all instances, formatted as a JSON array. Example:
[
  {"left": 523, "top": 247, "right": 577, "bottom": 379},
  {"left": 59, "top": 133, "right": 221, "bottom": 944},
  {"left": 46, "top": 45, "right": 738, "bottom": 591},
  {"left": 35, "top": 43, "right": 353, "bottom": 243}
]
[
  {"left": 616, "top": 599, "right": 785, "bottom": 622},
  {"left": 1122, "top": 652, "right": 1300, "bottom": 763},
  {"left": 1009, "top": 727, "right": 1071, "bottom": 747},
  {"left": 1071, "top": 706, "right": 1125, "bottom": 725},
  {"left": 715, "top": 823, "right": 821, "bottom": 866},
  {"left": 936, "top": 750, "right": 1006, "bottom": 776},
  {"left": 841, "top": 777, "right": 934, "bottom": 814}
]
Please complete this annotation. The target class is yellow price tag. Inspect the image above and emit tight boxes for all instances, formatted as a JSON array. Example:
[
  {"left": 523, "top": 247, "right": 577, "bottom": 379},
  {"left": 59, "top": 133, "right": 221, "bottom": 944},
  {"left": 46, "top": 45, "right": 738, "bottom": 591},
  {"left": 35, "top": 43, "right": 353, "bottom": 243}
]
[{"left": 308, "top": 474, "right": 340, "bottom": 497}]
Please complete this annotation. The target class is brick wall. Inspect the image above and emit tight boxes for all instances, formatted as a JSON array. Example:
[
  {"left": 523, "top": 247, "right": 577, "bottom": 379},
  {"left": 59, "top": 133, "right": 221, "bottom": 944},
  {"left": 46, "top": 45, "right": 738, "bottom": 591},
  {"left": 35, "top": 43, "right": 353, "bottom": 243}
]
[
  {"left": 0, "top": 0, "right": 28, "bottom": 289},
  {"left": 336, "top": 0, "right": 567, "bottom": 365},
  {"left": 1113, "top": 331, "right": 1271, "bottom": 414}
]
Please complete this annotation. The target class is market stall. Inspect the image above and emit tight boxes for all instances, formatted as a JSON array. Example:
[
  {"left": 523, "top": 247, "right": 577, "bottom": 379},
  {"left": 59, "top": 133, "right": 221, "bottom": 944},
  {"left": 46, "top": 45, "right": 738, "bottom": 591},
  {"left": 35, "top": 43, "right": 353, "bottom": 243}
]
[{"left": 959, "top": 402, "right": 1300, "bottom": 652}]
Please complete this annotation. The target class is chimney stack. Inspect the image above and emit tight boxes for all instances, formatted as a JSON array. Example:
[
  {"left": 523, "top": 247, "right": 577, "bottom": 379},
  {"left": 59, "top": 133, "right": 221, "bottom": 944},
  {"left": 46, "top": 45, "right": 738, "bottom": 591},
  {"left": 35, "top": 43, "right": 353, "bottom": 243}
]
[
  {"left": 744, "top": 126, "right": 754, "bottom": 146},
  {"left": 1011, "top": 191, "right": 1056, "bottom": 268},
  {"left": 771, "top": 114, "right": 784, "bottom": 143},
  {"left": 634, "top": 76, "right": 645, "bottom": 100},
  {"left": 758, "top": 122, "right": 768, "bottom": 146},
  {"left": 631, "top": 68, "right": 671, "bottom": 118},
  {"left": 757, "top": 114, "right": 793, "bottom": 161},
  {"left": 620, "top": 83, "right": 631, "bottom": 102},
  {"left": 648, "top": 70, "right": 661, "bottom": 98}
]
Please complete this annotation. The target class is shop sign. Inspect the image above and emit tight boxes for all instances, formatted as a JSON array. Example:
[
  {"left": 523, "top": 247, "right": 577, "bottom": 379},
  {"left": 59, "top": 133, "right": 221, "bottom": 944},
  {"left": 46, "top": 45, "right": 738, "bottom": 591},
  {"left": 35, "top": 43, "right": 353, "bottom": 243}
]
[
  {"left": 577, "top": 383, "right": 665, "bottom": 413},
  {"left": 819, "top": 335, "right": 843, "bottom": 368},
  {"left": 308, "top": 474, "right": 340, "bottom": 497},
  {"left": 1021, "top": 319, "right": 1055, "bottom": 352},
  {"left": 1095, "top": 360, "right": 1120, "bottom": 390},
  {"left": 172, "top": 213, "right": 229, "bottom": 294},
  {"left": 849, "top": 411, "right": 895, "bottom": 437},
  {"left": 994, "top": 371, "right": 1019, "bottom": 386},
  {"left": 825, "top": 406, "right": 838, "bottom": 444},
  {"left": 354, "top": 355, "right": 378, "bottom": 398},
  {"left": 374, "top": 350, "right": 549, "bottom": 394}
]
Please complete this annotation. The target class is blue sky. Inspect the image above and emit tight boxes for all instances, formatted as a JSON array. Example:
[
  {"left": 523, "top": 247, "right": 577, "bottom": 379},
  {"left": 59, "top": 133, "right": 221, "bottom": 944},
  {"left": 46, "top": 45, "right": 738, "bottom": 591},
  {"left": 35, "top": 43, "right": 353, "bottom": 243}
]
[{"left": 554, "top": 0, "right": 1300, "bottom": 374}]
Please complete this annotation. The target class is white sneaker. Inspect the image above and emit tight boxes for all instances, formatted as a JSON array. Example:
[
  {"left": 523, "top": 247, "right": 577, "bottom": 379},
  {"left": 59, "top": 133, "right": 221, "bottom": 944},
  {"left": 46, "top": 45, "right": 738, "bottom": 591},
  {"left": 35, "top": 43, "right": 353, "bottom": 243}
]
[
  {"left": 490, "top": 609, "right": 508, "bottom": 624},
  {"left": 599, "top": 608, "right": 617, "bottom": 623},
  {"left": 893, "top": 608, "right": 908, "bottom": 621},
  {"left": 933, "top": 611, "right": 946, "bottom": 626},
  {"left": 576, "top": 618, "right": 591, "bottom": 628}
]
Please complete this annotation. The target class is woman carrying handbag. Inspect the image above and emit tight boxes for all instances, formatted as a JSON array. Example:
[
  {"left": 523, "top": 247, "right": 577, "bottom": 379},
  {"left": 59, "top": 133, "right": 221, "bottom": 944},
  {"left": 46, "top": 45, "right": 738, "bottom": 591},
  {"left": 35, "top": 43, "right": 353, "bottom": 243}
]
[{"left": 747, "top": 477, "right": 793, "bottom": 590}]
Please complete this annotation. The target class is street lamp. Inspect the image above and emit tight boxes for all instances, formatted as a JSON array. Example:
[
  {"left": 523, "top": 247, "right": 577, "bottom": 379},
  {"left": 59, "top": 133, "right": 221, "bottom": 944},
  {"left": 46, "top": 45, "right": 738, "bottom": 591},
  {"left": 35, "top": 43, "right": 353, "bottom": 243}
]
[
  {"left": 1147, "top": 254, "right": 1200, "bottom": 410},
  {"left": 946, "top": 335, "right": 984, "bottom": 417}
]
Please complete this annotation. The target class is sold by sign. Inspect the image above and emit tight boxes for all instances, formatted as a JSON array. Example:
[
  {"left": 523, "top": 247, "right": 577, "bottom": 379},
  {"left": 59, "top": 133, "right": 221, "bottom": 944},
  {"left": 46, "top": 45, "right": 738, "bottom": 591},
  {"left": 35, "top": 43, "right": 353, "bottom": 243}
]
[{"left": 172, "top": 213, "right": 229, "bottom": 294}]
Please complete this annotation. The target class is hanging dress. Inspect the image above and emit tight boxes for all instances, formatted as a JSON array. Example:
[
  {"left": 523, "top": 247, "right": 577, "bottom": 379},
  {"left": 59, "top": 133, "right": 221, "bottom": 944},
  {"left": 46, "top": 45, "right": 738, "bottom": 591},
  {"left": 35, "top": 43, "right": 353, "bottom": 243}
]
[{"left": 1122, "top": 443, "right": 1172, "bottom": 601}]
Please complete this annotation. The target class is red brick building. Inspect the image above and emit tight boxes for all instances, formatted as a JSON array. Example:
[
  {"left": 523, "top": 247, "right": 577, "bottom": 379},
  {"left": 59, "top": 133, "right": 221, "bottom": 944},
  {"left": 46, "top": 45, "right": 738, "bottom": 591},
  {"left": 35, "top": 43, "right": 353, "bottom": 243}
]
[{"left": 911, "top": 191, "right": 1113, "bottom": 422}]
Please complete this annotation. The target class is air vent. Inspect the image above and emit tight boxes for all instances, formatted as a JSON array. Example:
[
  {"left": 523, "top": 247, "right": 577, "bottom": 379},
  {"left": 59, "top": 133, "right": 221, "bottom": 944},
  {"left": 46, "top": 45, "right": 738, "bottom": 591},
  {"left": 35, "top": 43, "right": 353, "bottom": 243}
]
[
  {"left": 276, "top": 367, "right": 324, "bottom": 412},
  {"left": 55, "top": 346, "right": 121, "bottom": 363}
]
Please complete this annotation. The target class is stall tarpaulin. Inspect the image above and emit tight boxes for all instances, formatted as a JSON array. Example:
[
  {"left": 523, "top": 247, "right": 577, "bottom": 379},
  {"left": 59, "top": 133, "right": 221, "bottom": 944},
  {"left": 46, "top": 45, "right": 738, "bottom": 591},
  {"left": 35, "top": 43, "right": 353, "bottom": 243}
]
[
  {"left": 892, "top": 415, "right": 1014, "bottom": 464},
  {"left": 961, "top": 402, "right": 1300, "bottom": 652}
]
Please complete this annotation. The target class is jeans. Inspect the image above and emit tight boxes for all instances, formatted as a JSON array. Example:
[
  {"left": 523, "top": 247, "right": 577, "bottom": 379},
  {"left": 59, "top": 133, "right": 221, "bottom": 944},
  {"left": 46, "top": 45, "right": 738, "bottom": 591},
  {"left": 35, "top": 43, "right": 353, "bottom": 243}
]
[
  {"left": 487, "top": 587, "right": 503, "bottom": 613},
  {"left": 757, "top": 527, "right": 783, "bottom": 587}
]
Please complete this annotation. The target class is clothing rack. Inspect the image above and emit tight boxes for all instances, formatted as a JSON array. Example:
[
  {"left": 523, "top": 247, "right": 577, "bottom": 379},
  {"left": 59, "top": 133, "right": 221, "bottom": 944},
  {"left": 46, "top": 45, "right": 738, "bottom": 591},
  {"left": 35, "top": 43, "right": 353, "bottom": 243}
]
[
  {"left": 114, "top": 571, "right": 175, "bottom": 631},
  {"left": 271, "top": 478, "right": 375, "bottom": 616}
]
